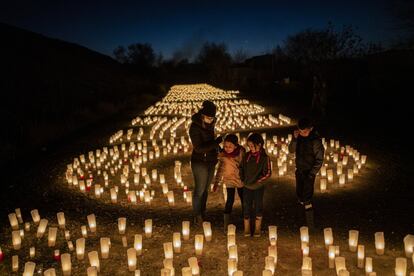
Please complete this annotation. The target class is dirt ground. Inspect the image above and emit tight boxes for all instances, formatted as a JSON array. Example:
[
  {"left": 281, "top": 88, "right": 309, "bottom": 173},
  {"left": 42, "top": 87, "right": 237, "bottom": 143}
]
[{"left": 0, "top": 96, "right": 413, "bottom": 275}]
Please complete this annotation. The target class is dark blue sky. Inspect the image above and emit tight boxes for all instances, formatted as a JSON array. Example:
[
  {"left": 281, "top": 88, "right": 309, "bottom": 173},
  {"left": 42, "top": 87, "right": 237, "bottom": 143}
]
[{"left": 0, "top": 0, "right": 399, "bottom": 59}]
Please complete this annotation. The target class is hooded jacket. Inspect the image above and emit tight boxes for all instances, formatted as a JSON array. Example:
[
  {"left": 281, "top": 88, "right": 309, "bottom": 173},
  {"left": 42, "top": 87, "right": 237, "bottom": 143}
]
[
  {"left": 288, "top": 130, "right": 325, "bottom": 177},
  {"left": 189, "top": 112, "right": 219, "bottom": 163}
]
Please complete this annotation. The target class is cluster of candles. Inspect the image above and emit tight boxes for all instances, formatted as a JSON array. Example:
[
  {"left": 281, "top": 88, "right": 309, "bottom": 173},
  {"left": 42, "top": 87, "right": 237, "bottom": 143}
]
[{"left": 3, "top": 208, "right": 414, "bottom": 275}]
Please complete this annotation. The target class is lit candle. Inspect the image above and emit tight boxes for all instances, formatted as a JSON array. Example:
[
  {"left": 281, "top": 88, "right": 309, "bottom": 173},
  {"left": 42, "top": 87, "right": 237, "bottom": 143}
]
[
  {"left": 301, "top": 242, "right": 309, "bottom": 257},
  {"left": 347, "top": 169, "right": 353, "bottom": 182},
  {"left": 203, "top": 222, "right": 212, "bottom": 242},
  {"left": 357, "top": 245, "right": 365, "bottom": 268},
  {"left": 164, "top": 242, "right": 173, "bottom": 259},
  {"left": 264, "top": 256, "right": 275, "bottom": 275},
  {"left": 118, "top": 217, "right": 127, "bottom": 234},
  {"left": 12, "top": 255, "right": 19, "bottom": 272},
  {"left": 339, "top": 174, "right": 345, "bottom": 186},
  {"left": 25, "top": 222, "right": 31, "bottom": 232},
  {"left": 195, "top": 234, "right": 204, "bottom": 255},
  {"left": 404, "top": 234, "right": 414, "bottom": 258},
  {"left": 324, "top": 228, "right": 333, "bottom": 249},
  {"left": 338, "top": 270, "right": 350, "bottom": 276},
  {"left": 81, "top": 225, "right": 88, "bottom": 238},
  {"left": 12, "top": 230, "right": 21, "bottom": 250},
  {"left": 44, "top": 268, "right": 57, "bottom": 276},
  {"left": 134, "top": 234, "right": 143, "bottom": 255},
  {"left": 36, "top": 219, "right": 48, "bottom": 238},
  {"left": 375, "top": 232, "right": 385, "bottom": 255},
  {"left": 327, "top": 170, "right": 334, "bottom": 183},
  {"left": 8, "top": 213, "right": 19, "bottom": 230},
  {"left": 262, "top": 270, "right": 273, "bottom": 276},
  {"left": 135, "top": 270, "right": 141, "bottom": 276},
  {"left": 110, "top": 188, "right": 117, "bottom": 203},
  {"left": 328, "top": 245, "right": 335, "bottom": 268},
  {"left": 182, "top": 267, "right": 192, "bottom": 276},
  {"left": 302, "top": 256, "right": 312, "bottom": 271},
  {"left": 228, "top": 234, "right": 236, "bottom": 249},
  {"left": 229, "top": 245, "right": 238, "bottom": 262},
  {"left": 48, "top": 227, "right": 58, "bottom": 247},
  {"left": 76, "top": 238, "right": 86, "bottom": 260},
  {"left": 61, "top": 253, "right": 71, "bottom": 276},
  {"left": 67, "top": 241, "right": 74, "bottom": 252},
  {"left": 127, "top": 248, "right": 137, "bottom": 271},
  {"left": 395, "top": 257, "right": 407, "bottom": 276},
  {"left": 182, "top": 221, "right": 190, "bottom": 240},
  {"left": 300, "top": 226, "right": 309, "bottom": 243},
  {"left": 228, "top": 258, "right": 237, "bottom": 276},
  {"left": 87, "top": 266, "right": 98, "bottom": 276},
  {"left": 23, "top": 261, "right": 36, "bottom": 276},
  {"left": 0, "top": 247, "right": 3, "bottom": 262},
  {"left": 173, "top": 232, "right": 181, "bottom": 253},
  {"left": 167, "top": 191, "right": 175, "bottom": 206},
  {"left": 100, "top": 237, "right": 110, "bottom": 259},
  {"left": 335, "top": 257, "right": 346, "bottom": 276},
  {"left": 57, "top": 212, "right": 66, "bottom": 229},
  {"left": 365, "top": 257, "right": 373, "bottom": 274},
  {"left": 268, "top": 226, "right": 277, "bottom": 246},
  {"left": 145, "top": 219, "right": 152, "bottom": 238},
  {"left": 88, "top": 251, "right": 100, "bottom": 272},
  {"left": 233, "top": 271, "right": 243, "bottom": 276},
  {"left": 348, "top": 230, "right": 359, "bottom": 252},
  {"left": 320, "top": 178, "right": 327, "bottom": 192},
  {"left": 87, "top": 214, "right": 97, "bottom": 233},
  {"left": 31, "top": 209, "right": 40, "bottom": 225},
  {"left": 65, "top": 230, "right": 71, "bottom": 240},
  {"left": 30, "top": 247, "right": 35, "bottom": 258},
  {"left": 188, "top": 257, "right": 200, "bottom": 275},
  {"left": 122, "top": 236, "right": 128, "bottom": 247},
  {"left": 268, "top": 245, "right": 277, "bottom": 264}
]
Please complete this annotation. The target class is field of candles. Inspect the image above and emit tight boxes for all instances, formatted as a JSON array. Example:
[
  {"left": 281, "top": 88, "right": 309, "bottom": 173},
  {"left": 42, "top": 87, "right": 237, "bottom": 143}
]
[{"left": 1, "top": 84, "right": 413, "bottom": 275}]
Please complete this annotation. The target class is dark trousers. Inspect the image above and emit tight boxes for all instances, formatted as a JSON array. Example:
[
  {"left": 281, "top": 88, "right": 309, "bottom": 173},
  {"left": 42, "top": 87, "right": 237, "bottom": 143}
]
[
  {"left": 224, "top": 187, "right": 244, "bottom": 214},
  {"left": 243, "top": 187, "right": 264, "bottom": 219},
  {"left": 191, "top": 161, "right": 216, "bottom": 217},
  {"left": 295, "top": 170, "right": 315, "bottom": 204}
]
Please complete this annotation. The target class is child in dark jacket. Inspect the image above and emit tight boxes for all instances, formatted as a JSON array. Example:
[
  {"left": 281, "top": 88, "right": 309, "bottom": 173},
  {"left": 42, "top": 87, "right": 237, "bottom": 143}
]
[{"left": 240, "top": 133, "right": 272, "bottom": 237}]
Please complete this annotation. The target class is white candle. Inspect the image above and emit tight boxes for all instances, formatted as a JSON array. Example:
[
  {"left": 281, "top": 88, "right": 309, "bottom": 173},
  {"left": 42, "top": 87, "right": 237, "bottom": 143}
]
[
  {"left": 134, "top": 234, "right": 143, "bottom": 255},
  {"left": 88, "top": 251, "right": 100, "bottom": 272},
  {"left": 348, "top": 230, "right": 359, "bottom": 252},
  {"left": 30, "top": 209, "right": 40, "bottom": 225},
  {"left": 8, "top": 213, "right": 19, "bottom": 230},
  {"left": 167, "top": 191, "right": 175, "bottom": 206},
  {"left": 23, "top": 261, "right": 36, "bottom": 276},
  {"left": 173, "top": 232, "right": 181, "bottom": 253},
  {"left": 36, "top": 219, "right": 48, "bottom": 238},
  {"left": 264, "top": 256, "right": 275, "bottom": 275},
  {"left": 12, "top": 230, "right": 21, "bottom": 250},
  {"left": 87, "top": 214, "right": 97, "bottom": 233},
  {"left": 57, "top": 212, "right": 66, "bottom": 229},
  {"left": 300, "top": 226, "right": 309, "bottom": 243},
  {"left": 395, "top": 257, "right": 407, "bottom": 276},
  {"left": 262, "top": 270, "right": 272, "bottom": 276},
  {"left": 302, "top": 256, "right": 312, "bottom": 270},
  {"left": 357, "top": 245, "right": 365, "bottom": 268},
  {"left": 335, "top": 257, "right": 346, "bottom": 276},
  {"left": 324, "top": 228, "right": 333, "bottom": 249},
  {"left": 164, "top": 242, "right": 173, "bottom": 259},
  {"left": 100, "top": 237, "right": 110, "bottom": 259},
  {"left": 12, "top": 255, "right": 19, "bottom": 272},
  {"left": 233, "top": 271, "right": 243, "bottom": 276},
  {"left": 29, "top": 247, "right": 35, "bottom": 258},
  {"left": 24, "top": 222, "right": 31, "bottom": 232},
  {"left": 375, "top": 232, "right": 385, "bottom": 255},
  {"left": 228, "top": 258, "right": 237, "bottom": 276},
  {"left": 328, "top": 245, "right": 335, "bottom": 268},
  {"left": 404, "top": 234, "right": 414, "bottom": 258},
  {"left": 145, "top": 219, "right": 152, "bottom": 238},
  {"left": 65, "top": 230, "right": 71, "bottom": 240},
  {"left": 81, "top": 225, "right": 88, "bottom": 238},
  {"left": 268, "top": 226, "right": 277, "bottom": 245},
  {"left": 188, "top": 257, "right": 200, "bottom": 275},
  {"left": 182, "top": 221, "right": 190, "bottom": 240},
  {"left": 48, "top": 227, "right": 58, "bottom": 247},
  {"left": 365, "top": 257, "right": 373, "bottom": 274},
  {"left": 61, "top": 253, "right": 71, "bottom": 276},
  {"left": 268, "top": 245, "right": 277, "bottom": 264},
  {"left": 182, "top": 267, "right": 192, "bottom": 276},
  {"left": 118, "top": 217, "right": 127, "bottom": 234},
  {"left": 203, "top": 221, "right": 212, "bottom": 242},
  {"left": 195, "top": 234, "right": 204, "bottom": 255},
  {"left": 320, "top": 178, "right": 327, "bottom": 192},
  {"left": 110, "top": 188, "right": 117, "bottom": 203},
  {"left": 302, "top": 242, "right": 310, "bottom": 257},
  {"left": 87, "top": 266, "right": 98, "bottom": 276},
  {"left": 76, "top": 238, "right": 86, "bottom": 260},
  {"left": 127, "top": 248, "right": 137, "bottom": 271},
  {"left": 44, "top": 268, "right": 57, "bottom": 276},
  {"left": 228, "top": 224, "right": 236, "bottom": 236},
  {"left": 228, "top": 234, "right": 236, "bottom": 250}
]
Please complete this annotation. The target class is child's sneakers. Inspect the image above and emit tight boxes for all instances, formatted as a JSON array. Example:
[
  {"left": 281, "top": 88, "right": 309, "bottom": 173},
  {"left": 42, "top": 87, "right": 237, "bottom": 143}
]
[{"left": 304, "top": 203, "right": 313, "bottom": 211}]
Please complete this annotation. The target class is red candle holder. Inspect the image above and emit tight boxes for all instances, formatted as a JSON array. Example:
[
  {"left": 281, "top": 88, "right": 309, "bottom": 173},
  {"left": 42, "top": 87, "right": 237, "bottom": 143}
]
[
  {"left": 53, "top": 252, "right": 61, "bottom": 261},
  {"left": 86, "top": 186, "right": 91, "bottom": 192},
  {"left": 0, "top": 252, "right": 4, "bottom": 262}
]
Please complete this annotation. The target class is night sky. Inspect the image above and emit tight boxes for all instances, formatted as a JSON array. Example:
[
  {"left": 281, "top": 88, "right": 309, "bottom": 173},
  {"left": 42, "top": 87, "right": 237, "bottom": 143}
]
[{"left": 0, "top": 0, "right": 398, "bottom": 59}]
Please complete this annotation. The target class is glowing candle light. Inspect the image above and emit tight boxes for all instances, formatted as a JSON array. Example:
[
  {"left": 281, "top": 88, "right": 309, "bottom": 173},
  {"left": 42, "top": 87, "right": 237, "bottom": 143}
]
[
  {"left": 87, "top": 214, "right": 97, "bottom": 233},
  {"left": 122, "top": 236, "right": 128, "bottom": 247},
  {"left": 323, "top": 228, "right": 333, "bottom": 249},
  {"left": 44, "top": 268, "right": 57, "bottom": 276},
  {"left": 88, "top": 251, "right": 100, "bottom": 272},
  {"left": 57, "top": 212, "right": 66, "bottom": 229},
  {"left": 203, "top": 221, "right": 212, "bottom": 242},
  {"left": 262, "top": 270, "right": 273, "bottom": 276},
  {"left": 8, "top": 213, "right": 19, "bottom": 230},
  {"left": 349, "top": 230, "right": 359, "bottom": 252},
  {"left": 335, "top": 257, "right": 346, "bottom": 276},
  {"left": 395, "top": 257, "right": 407, "bottom": 276},
  {"left": 264, "top": 256, "right": 275, "bottom": 275},
  {"left": 173, "top": 232, "right": 181, "bottom": 253},
  {"left": 12, "top": 255, "right": 19, "bottom": 272},
  {"left": 118, "top": 217, "right": 127, "bottom": 234},
  {"left": 365, "top": 257, "right": 373, "bottom": 274},
  {"left": 48, "top": 227, "right": 58, "bottom": 247},
  {"left": 195, "top": 234, "right": 204, "bottom": 256},
  {"left": 188, "top": 257, "right": 200, "bottom": 275},
  {"left": 87, "top": 266, "right": 98, "bottom": 276},
  {"left": 23, "top": 261, "right": 36, "bottom": 276},
  {"left": 328, "top": 245, "right": 335, "bottom": 268},
  {"left": 233, "top": 271, "right": 243, "bottom": 276},
  {"left": 302, "top": 242, "right": 310, "bottom": 257},
  {"left": 268, "top": 226, "right": 277, "bottom": 246},
  {"left": 357, "top": 245, "right": 365, "bottom": 268},
  {"left": 268, "top": 245, "right": 277, "bottom": 264},
  {"left": 338, "top": 270, "right": 350, "bottom": 276},
  {"left": 228, "top": 224, "right": 236, "bottom": 236},
  {"left": 167, "top": 191, "right": 175, "bottom": 206},
  {"left": 327, "top": 170, "right": 334, "bottom": 183},
  {"left": 12, "top": 230, "right": 21, "bottom": 250},
  {"left": 110, "top": 188, "right": 117, "bottom": 203},
  {"left": 160, "top": 174, "right": 165, "bottom": 184},
  {"left": 100, "top": 237, "right": 110, "bottom": 259},
  {"left": 182, "top": 221, "right": 190, "bottom": 240},
  {"left": 163, "top": 242, "right": 173, "bottom": 259},
  {"left": 162, "top": 184, "right": 169, "bottom": 195},
  {"left": 61, "top": 253, "right": 71, "bottom": 276},
  {"left": 375, "top": 232, "right": 385, "bottom": 255},
  {"left": 127, "top": 248, "right": 137, "bottom": 271},
  {"left": 145, "top": 219, "right": 153, "bottom": 238},
  {"left": 29, "top": 247, "right": 35, "bottom": 258},
  {"left": 228, "top": 234, "right": 236, "bottom": 249},
  {"left": 182, "top": 267, "right": 192, "bottom": 276},
  {"left": 300, "top": 226, "right": 309, "bottom": 243},
  {"left": 36, "top": 219, "right": 48, "bottom": 238},
  {"left": 76, "top": 238, "right": 86, "bottom": 260},
  {"left": 31, "top": 209, "right": 40, "bottom": 225},
  {"left": 134, "top": 234, "right": 143, "bottom": 255},
  {"left": 229, "top": 245, "right": 238, "bottom": 263},
  {"left": 320, "top": 178, "right": 327, "bottom": 192},
  {"left": 135, "top": 270, "right": 141, "bottom": 276},
  {"left": 67, "top": 241, "right": 74, "bottom": 252},
  {"left": 81, "top": 225, "right": 88, "bottom": 238},
  {"left": 302, "top": 256, "right": 312, "bottom": 271},
  {"left": 347, "top": 169, "right": 353, "bottom": 182},
  {"left": 25, "top": 222, "right": 30, "bottom": 231},
  {"left": 339, "top": 174, "right": 345, "bottom": 186},
  {"left": 404, "top": 234, "right": 414, "bottom": 258},
  {"left": 228, "top": 258, "right": 237, "bottom": 276}
]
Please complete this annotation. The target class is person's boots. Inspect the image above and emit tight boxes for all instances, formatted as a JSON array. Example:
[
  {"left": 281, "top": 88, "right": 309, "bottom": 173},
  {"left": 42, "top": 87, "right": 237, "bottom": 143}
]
[
  {"left": 243, "top": 218, "right": 251, "bottom": 237},
  {"left": 224, "top": 214, "right": 230, "bottom": 232},
  {"left": 254, "top": 216, "right": 262, "bottom": 237},
  {"left": 194, "top": 215, "right": 203, "bottom": 227}
]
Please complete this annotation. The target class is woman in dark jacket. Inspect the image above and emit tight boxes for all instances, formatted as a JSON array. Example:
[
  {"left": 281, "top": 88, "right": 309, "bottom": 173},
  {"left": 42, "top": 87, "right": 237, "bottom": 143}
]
[{"left": 189, "top": 100, "right": 222, "bottom": 224}]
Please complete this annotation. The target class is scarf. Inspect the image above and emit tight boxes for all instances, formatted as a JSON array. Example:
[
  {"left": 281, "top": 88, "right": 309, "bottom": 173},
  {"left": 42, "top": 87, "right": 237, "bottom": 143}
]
[
  {"left": 246, "top": 149, "right": 262, "bottom": 164},
  {"left": 222, "top": 145, "right": 241, "bottom": 158}
]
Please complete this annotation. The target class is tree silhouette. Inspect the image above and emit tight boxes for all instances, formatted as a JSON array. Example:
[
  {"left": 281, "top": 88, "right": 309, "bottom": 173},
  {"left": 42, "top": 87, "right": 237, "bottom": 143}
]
[
  {"left": 113, "top": 46, "right": 128, "bottom": 64},
  {"left": 197, "top": 42, "right": 232, "bottom": 82},
  {"left": 127, "top": 43, "right": 156, "bottom": 69}
]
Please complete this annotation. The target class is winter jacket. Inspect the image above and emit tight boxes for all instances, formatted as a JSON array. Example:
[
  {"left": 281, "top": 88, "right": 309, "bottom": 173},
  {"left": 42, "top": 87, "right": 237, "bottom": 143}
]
[
  {"left": 189, "top": 112, "right": 219, "bottom": 163},
  {"left": 239, "top": 148, "right": 272, "bottom": 190},
  {"left": 213, "top": 145, "right": 245, "bottom": 188},
  {"left": 288, "top": 130, "right": 325, "bottom": 177}
]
